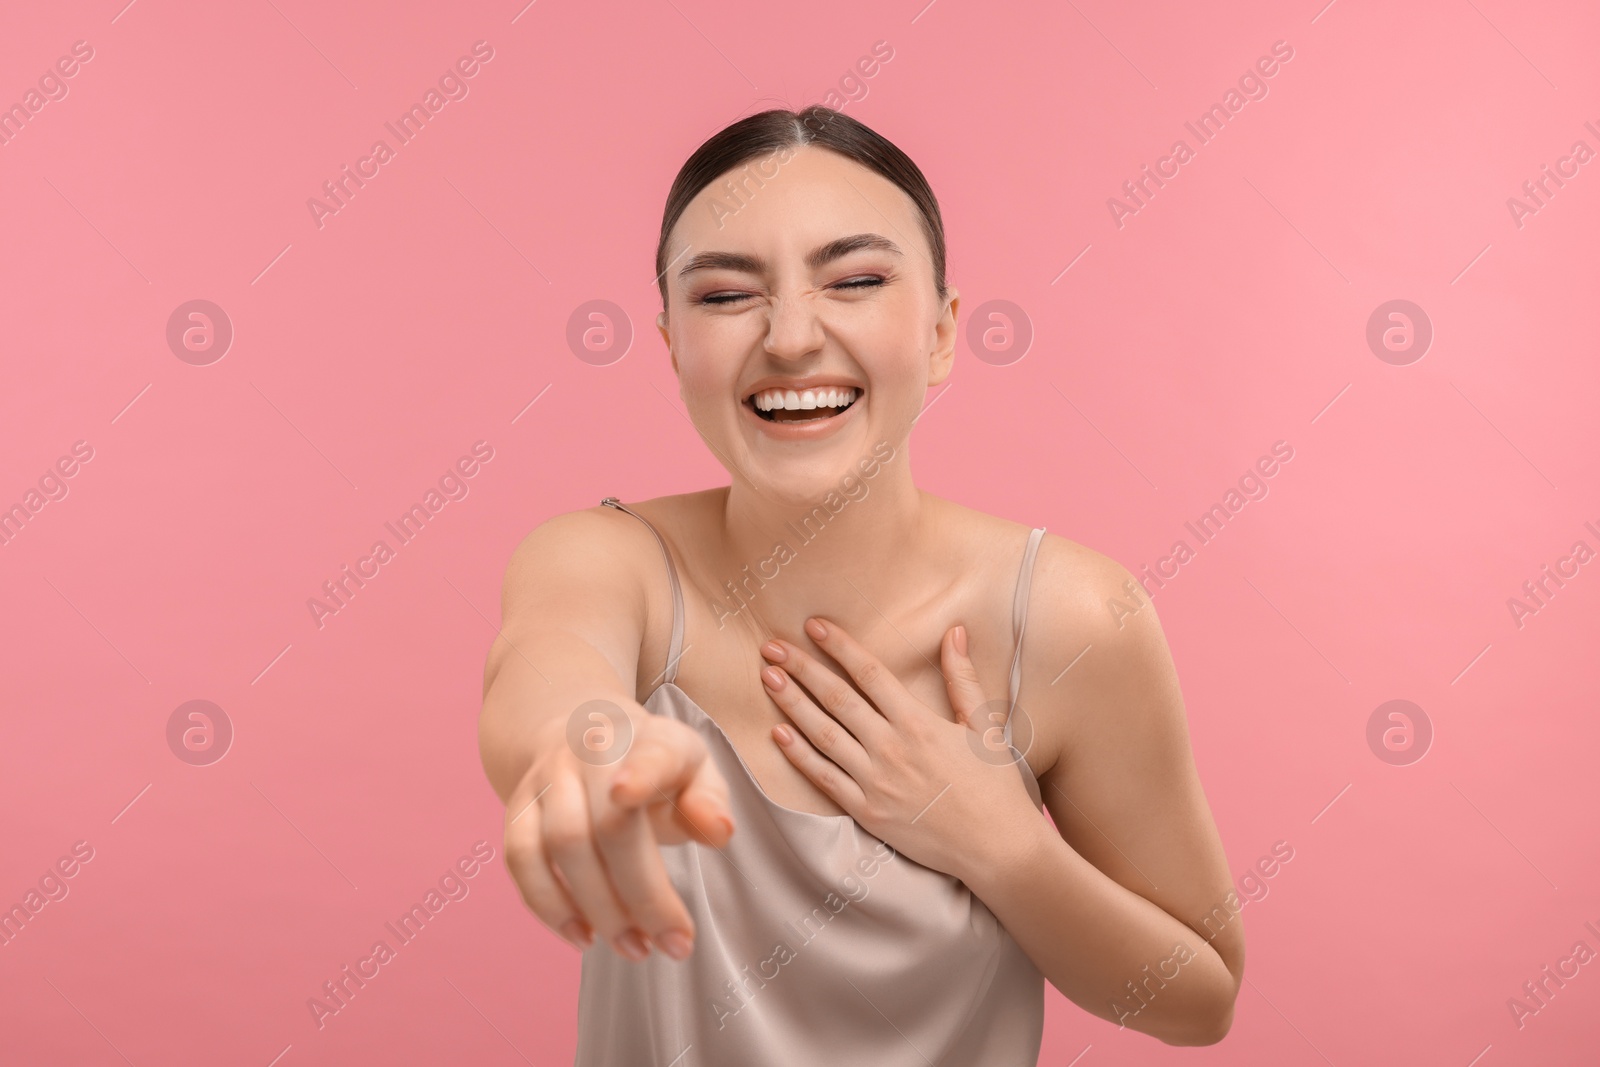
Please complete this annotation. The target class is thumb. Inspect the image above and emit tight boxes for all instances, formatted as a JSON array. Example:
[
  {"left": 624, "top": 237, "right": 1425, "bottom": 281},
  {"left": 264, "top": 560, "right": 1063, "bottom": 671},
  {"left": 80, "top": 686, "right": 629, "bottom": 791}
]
[
  {"left": 674, "top": 761, "right": 735, "bottom": 847},
  {"left": 942, "top": 625, "right": 987, "bottom": 728}
]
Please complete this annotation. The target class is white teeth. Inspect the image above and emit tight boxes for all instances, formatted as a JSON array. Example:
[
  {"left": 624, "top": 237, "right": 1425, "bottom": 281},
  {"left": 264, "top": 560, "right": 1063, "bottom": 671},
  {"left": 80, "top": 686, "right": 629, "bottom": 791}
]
[{"left": 751, "top": 386, "right": 860, "bottom": 411}]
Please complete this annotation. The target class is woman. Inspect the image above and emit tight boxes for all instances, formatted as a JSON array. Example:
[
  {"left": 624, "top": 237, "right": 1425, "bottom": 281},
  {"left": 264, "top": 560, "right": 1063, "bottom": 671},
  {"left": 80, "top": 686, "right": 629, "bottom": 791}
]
[{"left": 478, "top": 105, "right": 1244, "bottom": 1064}]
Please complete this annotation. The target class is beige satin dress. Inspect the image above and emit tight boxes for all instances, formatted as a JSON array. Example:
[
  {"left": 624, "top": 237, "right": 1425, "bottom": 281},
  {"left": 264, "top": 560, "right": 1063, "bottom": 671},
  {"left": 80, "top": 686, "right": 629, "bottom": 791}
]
[{"left": 576, "top": 498, "right": 1048, "bottom": 1066}]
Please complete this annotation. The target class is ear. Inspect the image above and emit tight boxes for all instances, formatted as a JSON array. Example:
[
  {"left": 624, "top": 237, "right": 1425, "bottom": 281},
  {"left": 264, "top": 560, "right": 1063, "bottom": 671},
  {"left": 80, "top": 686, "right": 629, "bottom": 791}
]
[
  {"left": 657, "top": 311, "right": 677, "bottom": 377},
  {"left": 927, "top": 287, "right": 959, "bottom": 388}
]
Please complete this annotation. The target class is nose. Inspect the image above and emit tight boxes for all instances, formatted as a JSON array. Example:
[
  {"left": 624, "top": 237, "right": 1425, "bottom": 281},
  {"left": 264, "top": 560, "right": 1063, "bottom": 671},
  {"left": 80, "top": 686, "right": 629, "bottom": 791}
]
[{"left": 761, "top": 291, "right": 825, "bottom": 364}]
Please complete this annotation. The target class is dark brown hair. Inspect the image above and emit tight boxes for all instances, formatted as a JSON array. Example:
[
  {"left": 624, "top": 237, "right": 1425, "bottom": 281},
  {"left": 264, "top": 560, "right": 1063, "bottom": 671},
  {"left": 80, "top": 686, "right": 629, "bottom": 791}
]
[{"left": 654, "top": 105, "right": 948, "bottom": 309}]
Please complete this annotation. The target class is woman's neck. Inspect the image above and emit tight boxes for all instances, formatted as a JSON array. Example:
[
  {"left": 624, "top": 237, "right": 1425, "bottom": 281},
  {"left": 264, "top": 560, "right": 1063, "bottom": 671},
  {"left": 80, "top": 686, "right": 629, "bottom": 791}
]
[{"left": 713, "top": 464, "right": 937, "bottom": 638}]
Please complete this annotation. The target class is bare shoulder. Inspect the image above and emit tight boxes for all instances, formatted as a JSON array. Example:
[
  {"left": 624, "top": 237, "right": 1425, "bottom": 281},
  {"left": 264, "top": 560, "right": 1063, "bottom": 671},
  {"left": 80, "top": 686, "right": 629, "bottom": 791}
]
[
  {"left": 502, "top": 489, "right": 717, "bottom": 589},
  {"left": 498, "top": 492, "right": 707, "bottom": 635},
  {"left": 1026, "top": 530, "right": 1158, "bottom": 661},
  {"left": 489, "top": 490, "right": 724, "bottom": 702},
  {"left": 1016, "top": 528, "right": 1187, "bottom": 778},
  {"left": 500, "top": 500, "right": 648, "bottom": 602},
  {"left": 929, "top": 496, "right": 1135, "bottom": 624}
]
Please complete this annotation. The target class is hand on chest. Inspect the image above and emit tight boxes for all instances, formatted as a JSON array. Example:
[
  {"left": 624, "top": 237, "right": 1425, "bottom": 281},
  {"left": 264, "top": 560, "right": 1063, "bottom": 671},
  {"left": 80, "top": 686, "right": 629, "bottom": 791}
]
[{"left": 671, "top": 615, "right": 1014, "bottom": 819}]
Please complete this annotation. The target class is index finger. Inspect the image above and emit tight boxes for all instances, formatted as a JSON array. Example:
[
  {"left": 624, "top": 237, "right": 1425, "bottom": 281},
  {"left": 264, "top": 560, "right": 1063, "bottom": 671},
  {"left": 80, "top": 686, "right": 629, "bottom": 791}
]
[
  {"left": 801, "top": 616, "right": 914, "bottom": 723},
  {"left": 610, "top": 728, "right": 733, "bottom": 846}
]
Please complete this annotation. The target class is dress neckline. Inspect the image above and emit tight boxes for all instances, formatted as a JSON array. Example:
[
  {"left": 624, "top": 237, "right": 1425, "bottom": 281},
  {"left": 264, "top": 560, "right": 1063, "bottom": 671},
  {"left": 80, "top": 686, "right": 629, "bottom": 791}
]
[{"left": 645, "top": 680, "right": 855, "bottom": 824}]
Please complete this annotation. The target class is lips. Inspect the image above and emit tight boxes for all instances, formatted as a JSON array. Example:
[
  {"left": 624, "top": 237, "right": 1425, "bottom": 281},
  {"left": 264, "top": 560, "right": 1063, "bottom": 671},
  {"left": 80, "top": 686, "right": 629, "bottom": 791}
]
[{"left": 740, "top": 381, "right": 863, "bottom": 440}]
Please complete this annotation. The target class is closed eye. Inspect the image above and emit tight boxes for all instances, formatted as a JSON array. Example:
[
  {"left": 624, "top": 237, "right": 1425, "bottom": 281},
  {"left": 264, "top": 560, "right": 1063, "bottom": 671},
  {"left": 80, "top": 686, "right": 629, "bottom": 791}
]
[
  {"left": 834, "top": 275, "right": 885, "bottom": 291},
  {"left": 696, "top": 275, "right": 888, "bottom": 306}
]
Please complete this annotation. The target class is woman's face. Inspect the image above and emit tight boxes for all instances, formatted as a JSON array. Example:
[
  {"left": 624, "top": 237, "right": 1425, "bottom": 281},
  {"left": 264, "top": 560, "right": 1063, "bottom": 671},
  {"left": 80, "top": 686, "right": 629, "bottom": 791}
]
[{"left": 657, "top": 144, "right": 958, "bottom": 507}]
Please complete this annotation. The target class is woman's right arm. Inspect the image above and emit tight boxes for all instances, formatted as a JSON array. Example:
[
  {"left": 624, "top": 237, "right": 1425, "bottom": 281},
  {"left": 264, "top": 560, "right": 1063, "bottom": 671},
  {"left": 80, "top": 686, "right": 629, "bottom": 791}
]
[{"left": 477, "top": 507, "right": 733, "bottom": 962}]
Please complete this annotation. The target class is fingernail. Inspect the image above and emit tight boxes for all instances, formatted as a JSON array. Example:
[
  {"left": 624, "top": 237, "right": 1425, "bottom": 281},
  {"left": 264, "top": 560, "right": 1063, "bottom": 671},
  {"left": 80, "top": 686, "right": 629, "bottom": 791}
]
[
  {"left": 774, "top": 723, "right": 794, "bottom": 745},
  {"left": 657, "top": 929, "right": 694, "bottom": 960},
  {"left": 953, "top": 625, "right": 968, "bottom": 655},
  {"left": 761, "top": 665, "right": 786, "bottom": 689},
  {"left": 616, "top": 929, "right": 651, "bottom": 961},
  {"left": 560, "top": 919, "right": 593, "bottom": 949},
  {"left": 805, "top": 617, "right": 828, "bottom": 640},
  {"left": 760, "top": 640, "right": 786, "bottom": 661}
]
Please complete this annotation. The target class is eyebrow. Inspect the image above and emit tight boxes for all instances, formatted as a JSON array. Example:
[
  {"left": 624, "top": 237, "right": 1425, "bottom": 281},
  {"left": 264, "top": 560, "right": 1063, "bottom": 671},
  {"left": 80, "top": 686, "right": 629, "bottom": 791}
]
[{"left": 677, "top": 233, "right": 903, "bottom": 279}]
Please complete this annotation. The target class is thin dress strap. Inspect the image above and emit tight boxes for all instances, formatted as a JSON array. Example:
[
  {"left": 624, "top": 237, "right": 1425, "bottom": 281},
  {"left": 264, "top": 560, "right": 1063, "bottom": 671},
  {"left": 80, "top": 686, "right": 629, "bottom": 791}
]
[
  {"left": 1004, "top": 527, "right": 1047, "bottom": 747},
  {"left": 599, "top": 498, "right": 685, "bottom": 686}
]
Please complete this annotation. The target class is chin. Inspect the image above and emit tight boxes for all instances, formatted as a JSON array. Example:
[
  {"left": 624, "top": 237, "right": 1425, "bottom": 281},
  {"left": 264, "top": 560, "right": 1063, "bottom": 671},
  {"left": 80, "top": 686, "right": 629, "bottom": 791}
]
[{"left": 728, "top": 435, "right": 903, "bottom": 514}]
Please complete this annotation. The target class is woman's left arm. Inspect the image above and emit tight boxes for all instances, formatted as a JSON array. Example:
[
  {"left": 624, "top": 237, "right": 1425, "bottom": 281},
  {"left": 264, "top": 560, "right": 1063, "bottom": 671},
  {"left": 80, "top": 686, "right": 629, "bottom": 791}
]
[
  {"left": 968, "top": 547, "right": 1244, "bottom": 1046},
  {"left": 756, "top": 544, "right": 1244, "bottom": 1046}
]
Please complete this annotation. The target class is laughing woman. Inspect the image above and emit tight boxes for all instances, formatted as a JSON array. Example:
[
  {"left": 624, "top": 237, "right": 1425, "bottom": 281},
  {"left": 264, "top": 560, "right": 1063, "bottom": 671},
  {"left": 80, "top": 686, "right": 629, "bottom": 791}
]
[{"left": 477, "top": 106, "right": 1244, "bottom": 1065}]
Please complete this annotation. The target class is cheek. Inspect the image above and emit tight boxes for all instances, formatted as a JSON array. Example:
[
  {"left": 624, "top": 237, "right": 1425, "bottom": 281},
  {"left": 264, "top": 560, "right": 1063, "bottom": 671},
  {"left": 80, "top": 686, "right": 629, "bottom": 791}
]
[
  {"left": 672, "top": 315, "right": 744, "bottom": 381},
  {"left": 677, "top": 359, "right": 731, "bottom": 406},
  {"left": 841, "top": 299, "right": 932, "bottom": 384},
  {"left": 672, "top": 331, "right": 750, "bottom": 422}
]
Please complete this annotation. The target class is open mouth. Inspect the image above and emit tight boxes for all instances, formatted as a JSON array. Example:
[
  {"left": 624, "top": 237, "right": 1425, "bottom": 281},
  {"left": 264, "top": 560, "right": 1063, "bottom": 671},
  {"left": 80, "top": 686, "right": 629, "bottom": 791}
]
[{"left": 748, "top": 386, "right": 861, "bottom": 423}]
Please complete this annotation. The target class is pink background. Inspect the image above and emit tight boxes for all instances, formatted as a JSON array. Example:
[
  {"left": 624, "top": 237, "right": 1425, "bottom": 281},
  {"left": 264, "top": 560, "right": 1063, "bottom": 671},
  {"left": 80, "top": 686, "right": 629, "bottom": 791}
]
[{"left": 3, "top": 0, "right": 1597, "bottom": 1063}]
